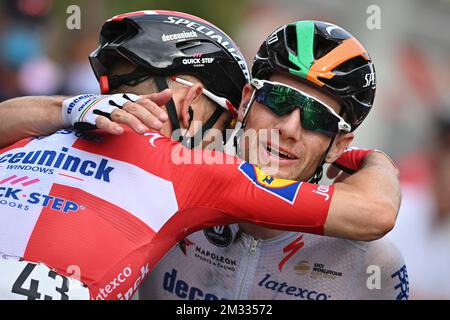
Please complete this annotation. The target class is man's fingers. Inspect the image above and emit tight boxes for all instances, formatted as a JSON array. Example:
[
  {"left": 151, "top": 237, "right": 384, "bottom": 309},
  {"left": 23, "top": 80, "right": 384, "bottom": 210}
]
[
  {"left": 141, "top": 89, "right": 172, "bottom": 108},
  {"left": 122, "top": 101, "right": 164, "bottom": 130},
  {"left": 96, "top": 116, "right": 124, "bottom": 135},
  {"left": 109, "top": 108, "right": 149, "bottom": 134},
  {"left": 133, "top": 98, "right": 168, "bottom": 122}
]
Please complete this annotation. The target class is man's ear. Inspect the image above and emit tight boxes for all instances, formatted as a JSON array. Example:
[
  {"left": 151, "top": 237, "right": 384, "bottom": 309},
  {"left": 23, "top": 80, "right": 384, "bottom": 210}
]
[
  {"left": 179, "top": 83, "right": 203, "bottom": 128},
  {"left": 325, "top": 132, "right": 354, "bottom": 163},
  {"left": 237, "top": 84, "right": 254, "bottom": 122}
]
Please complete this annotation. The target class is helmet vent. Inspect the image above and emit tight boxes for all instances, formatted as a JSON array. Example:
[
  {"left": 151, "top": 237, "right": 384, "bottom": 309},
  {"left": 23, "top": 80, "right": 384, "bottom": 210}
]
[
  {"left": 176, "top": 40, "right": 202, "bottom": 51},
  {"left": 313, "top": 32, "right": 340, "bottom": 60},
  {"left": 102, "top": 21, "right": 139, "bottom": 45},
  {"left": 354, "top": 89, "right": 374, "bottom": 104},
  {"left": 333, "top": 56, "right": 367, "bottom": 73},
  {"left": 285, "top": 25, "right": 298, "bottom": 55}
]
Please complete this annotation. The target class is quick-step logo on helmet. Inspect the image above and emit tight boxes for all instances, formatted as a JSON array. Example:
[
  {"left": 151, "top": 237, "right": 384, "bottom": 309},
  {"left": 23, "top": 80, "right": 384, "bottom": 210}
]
[
  {"left": 163, "top": 16, "right": 250, "bottom": 82},
  {"left": 0, "top": 147, "right": 114, "bottom": 183}
]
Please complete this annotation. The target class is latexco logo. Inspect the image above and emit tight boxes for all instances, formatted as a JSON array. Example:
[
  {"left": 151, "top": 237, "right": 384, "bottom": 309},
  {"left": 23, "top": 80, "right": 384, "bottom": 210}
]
[
  {"left": 95, "top": 265, "right": 132, "bottom": 300},
  {"left": 0, "top": 147, "right": 114, "bottom": 183},
  {"left": 258, "top": 274, "right": 330, "bottom": 300},
  {"left": 94, "top": 264, "right": 150, "bottom": 300}
]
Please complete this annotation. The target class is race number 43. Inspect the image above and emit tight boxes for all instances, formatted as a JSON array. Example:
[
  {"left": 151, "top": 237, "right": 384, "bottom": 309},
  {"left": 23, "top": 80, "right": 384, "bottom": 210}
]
[{"left": 0, "top": 258, "right": 89, "bottom": 300}]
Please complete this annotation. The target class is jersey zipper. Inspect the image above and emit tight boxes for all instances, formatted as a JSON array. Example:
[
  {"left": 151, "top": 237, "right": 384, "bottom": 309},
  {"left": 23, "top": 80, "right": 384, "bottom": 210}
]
[{"left": 235, "top": 236, "right": 259, "bottom": 299}]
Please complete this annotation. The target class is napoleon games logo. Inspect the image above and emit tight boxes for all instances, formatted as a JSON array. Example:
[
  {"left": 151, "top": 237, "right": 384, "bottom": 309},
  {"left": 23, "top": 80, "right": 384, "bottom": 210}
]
[
  {"left": 0, "top": 175, "right": 83, "bottom": 214},
  {"left": 238, "top": 162, "right": 302, "bottom": 204},
  {"left": 178, "top": 239, "right": 237, "bottom": 272}
]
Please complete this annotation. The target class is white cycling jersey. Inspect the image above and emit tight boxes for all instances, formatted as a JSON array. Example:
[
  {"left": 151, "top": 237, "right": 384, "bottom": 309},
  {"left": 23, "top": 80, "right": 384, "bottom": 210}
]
[{"left": 140, "top": 225, "right": 409, "bottom": 300}]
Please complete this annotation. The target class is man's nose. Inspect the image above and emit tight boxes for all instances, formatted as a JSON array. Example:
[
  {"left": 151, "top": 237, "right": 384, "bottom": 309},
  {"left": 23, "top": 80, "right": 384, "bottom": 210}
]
[{"left": 275, "top": 108, "right": 302, "bottom": 141}]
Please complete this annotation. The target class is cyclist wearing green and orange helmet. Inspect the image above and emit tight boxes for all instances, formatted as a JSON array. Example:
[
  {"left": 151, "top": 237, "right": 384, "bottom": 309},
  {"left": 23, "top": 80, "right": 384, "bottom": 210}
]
[{"left": 139, "top": 20, "right": 407, "bottom": 300}]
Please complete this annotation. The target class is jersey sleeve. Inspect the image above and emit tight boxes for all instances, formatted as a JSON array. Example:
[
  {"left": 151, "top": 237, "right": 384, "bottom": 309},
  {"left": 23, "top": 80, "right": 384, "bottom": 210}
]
[
  {"left": 350, "top": 238, "right": 409, "bottom": 300},
  {"left": 167, "top": 144, "right": 333, "bottom": 235}
]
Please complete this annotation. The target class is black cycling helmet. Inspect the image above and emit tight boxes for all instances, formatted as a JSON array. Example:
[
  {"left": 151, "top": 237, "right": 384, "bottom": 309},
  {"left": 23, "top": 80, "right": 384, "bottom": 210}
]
[
  {"left": 89, "top": 10, "right": 250, "bottom": 146},
  {"left": 252, "top": 20, "right": 376, "bottom": 131}
]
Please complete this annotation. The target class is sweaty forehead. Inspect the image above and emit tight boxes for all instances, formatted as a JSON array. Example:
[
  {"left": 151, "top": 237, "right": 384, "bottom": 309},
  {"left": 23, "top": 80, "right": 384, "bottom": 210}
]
[{"left": 268, "top": 73, "right": 342, "bottom": 114}]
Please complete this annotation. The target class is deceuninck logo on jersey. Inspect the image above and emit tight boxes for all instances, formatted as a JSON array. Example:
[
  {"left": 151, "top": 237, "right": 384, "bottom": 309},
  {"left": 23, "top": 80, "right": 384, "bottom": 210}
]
[{"left": 238, "top": 162, "right": 302, "bottom": 204}]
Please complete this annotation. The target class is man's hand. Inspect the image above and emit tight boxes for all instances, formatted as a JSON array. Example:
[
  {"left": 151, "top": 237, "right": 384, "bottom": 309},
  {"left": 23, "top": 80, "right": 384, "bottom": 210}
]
[
  {"left": 325, "top": 147, "right": 401, "bottom": 240},
  {"left": 0, "top": 90, "right": 171, "bottom": 148},
  {"left": 62, "top": 90, "right": 171, "bottom": 135}
]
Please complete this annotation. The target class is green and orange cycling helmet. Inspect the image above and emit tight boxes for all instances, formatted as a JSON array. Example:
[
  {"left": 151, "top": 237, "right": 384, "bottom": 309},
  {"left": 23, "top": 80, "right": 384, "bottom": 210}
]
[{"left": 252, "top": 20, "right": 376, "bottom": 133}]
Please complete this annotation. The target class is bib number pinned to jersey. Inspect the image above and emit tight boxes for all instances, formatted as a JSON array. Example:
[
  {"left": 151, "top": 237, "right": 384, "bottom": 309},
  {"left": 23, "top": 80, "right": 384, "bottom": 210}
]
[{"left": 0, "top": 257, "right": 90, "bottom": 300}]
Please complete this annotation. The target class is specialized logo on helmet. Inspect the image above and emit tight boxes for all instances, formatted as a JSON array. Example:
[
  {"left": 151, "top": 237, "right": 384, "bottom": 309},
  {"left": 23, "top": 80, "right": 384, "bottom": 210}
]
[
  {"left": 363, "top": 72, "right": 376, "bottom": 87},
  {"left": 163, "top": 16, "right": 250, "bottom": 82}
]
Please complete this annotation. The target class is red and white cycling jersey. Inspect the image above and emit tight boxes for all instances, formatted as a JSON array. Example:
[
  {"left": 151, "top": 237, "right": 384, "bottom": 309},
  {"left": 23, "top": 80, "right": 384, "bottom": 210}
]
[{"left": 0, "top": 128, "right": 333, "bottom": 300}]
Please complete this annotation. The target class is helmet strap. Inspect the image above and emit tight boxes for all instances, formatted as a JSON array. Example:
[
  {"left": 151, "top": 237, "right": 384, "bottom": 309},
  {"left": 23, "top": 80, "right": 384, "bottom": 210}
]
[
  {"left": 155, "top": 76, "right": 225, "bottom": 149},
  {"left": 154, "top": 76, "right": 181, "bottom": 132},
  {"left": 223, "top": 89, "right": 257, "bottom": 156},
  {"left": 307, "top": 136, "right": 335, "bottom": 184},
  {"left": 308, "top": 108, "right": 346, "bottom": 184},
  {"left": 181, "top": 107, "right": 224, "bottom": 149}
]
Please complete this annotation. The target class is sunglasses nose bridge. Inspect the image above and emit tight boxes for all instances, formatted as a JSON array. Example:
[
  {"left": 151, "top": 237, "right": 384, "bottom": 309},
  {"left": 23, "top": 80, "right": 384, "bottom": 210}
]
[{"left": 276, "top": 107, "right": 303, "bottom": 140}]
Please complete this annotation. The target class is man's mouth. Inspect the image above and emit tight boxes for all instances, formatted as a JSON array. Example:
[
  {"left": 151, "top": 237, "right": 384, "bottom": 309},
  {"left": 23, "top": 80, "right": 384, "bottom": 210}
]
[{"left": 265, "top": 144, "right": 298, "bottom": 160}]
